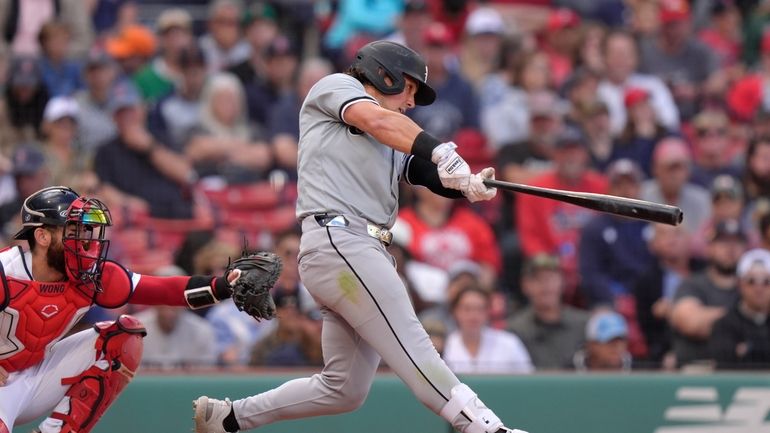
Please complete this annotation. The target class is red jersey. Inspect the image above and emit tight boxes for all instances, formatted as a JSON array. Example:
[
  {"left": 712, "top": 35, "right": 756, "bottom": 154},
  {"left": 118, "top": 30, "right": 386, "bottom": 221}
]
[
  {"left": 0, "top": 246, "right": 194, "bottom": 372},
  {"left": 399, "top": 207, "right": 502, "bottom": 274}
]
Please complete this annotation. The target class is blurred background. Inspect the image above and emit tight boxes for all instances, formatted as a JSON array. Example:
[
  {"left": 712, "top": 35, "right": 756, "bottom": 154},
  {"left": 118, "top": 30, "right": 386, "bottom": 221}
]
[{"left": 4, "top": 0, "right": 770, "bottom": 431}]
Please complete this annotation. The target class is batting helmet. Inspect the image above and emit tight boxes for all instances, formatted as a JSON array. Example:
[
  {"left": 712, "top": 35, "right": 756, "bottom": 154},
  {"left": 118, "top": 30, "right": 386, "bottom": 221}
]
[
  {"left": 351, "top": 40, "right": 436, "bottom": 106},
  {"left": 14, "top": 186, "right": 80, "bottom": 240}
]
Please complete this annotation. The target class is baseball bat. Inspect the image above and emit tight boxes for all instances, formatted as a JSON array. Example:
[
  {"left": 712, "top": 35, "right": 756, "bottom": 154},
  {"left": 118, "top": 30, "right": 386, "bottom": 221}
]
[{"left": 483, "top": 179, "right": 683, "bottom": 226}]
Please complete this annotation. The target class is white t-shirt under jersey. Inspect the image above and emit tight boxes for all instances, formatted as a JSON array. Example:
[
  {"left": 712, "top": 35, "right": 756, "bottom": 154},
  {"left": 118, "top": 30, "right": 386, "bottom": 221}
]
[{"left": 444, "top": 327, "right": 534, "bottom": 374}]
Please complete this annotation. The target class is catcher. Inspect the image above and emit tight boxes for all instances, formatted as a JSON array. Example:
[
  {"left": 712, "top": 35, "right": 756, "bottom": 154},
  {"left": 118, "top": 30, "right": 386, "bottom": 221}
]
[{"left": 0, "top": 186, "right": 281, "bottom": 433}]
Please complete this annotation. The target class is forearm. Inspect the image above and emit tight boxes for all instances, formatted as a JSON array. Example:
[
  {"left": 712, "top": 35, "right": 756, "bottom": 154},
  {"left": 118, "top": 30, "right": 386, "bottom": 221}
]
[
  {"left": 149, "top": 146, "right": 196, "bottom": 185},
  {"left": 403, "top": 156, "right": 464, "bottom": 199},
  {"left": 345, "top": 104, "right": 424, "bottom": 154},
  {"left": 131, "top": 274, "right": 231, "bottom": 308}
]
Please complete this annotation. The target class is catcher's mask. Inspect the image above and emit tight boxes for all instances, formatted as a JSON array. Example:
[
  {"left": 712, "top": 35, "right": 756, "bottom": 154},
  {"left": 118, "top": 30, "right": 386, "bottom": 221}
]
[{"left": 62, "top": 197, "right": 112, "bottom": 295}]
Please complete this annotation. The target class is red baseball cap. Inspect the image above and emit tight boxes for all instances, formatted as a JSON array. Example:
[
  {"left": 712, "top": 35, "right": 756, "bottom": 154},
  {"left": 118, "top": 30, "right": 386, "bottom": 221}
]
[
  {"left": 547, "top": 8, "right": 580, "bottom": 32},
  {"left": 624, "top": 87, "right": 650, "bottom": 108},
  {"left": 423, "top": 22, "right": 454, "bottom": 47},
  {"left": 659, "top": 0, "right": 690, "bottom": 24}
]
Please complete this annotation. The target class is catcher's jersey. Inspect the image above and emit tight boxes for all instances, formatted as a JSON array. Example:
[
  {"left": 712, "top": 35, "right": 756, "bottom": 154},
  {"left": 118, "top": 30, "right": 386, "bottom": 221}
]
[{"left": 295, "top": 73, "right": 407, "bottom": 228}]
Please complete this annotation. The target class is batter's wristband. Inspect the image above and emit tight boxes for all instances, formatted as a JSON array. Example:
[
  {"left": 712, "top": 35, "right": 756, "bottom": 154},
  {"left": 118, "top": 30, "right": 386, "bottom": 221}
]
[{"left": 411, "top": 131, "right": 441, "bottom": 161}]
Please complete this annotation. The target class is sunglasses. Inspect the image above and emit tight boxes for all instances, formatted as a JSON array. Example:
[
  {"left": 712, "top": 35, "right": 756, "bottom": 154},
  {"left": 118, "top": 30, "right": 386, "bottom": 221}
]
[
  {"left": 743, "top": 277, "right": 770, "bottom": 287},
  {"left": 697, "top": 128, "right": 727, "bottom": 138}
]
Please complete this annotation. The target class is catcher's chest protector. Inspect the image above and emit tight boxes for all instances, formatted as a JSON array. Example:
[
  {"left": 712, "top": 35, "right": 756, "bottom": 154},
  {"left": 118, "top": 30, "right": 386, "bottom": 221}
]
[
  {"left": 0, "top": 277, "right": 92, "bottom": 372},
  {"left": 52, "top": 315, "right": 146, "bottom": 433}
]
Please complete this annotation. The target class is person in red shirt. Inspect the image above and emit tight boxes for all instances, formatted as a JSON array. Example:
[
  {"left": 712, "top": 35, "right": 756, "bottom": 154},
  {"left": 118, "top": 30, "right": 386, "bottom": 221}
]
[
  {"left": 515, "top": 126, "right": 608, "bottom": 303},
  {"left": 0, "top": 186, "right": 271, "bottom": 433},
  {"left": 399, "top": 186, "right": 502, "bottom": 290},
  {"left": 727, "top": 31, "right": 770, "bottom": 121},
  {"left": 539, "top": 8, "right": 581, "bottom": 88}
]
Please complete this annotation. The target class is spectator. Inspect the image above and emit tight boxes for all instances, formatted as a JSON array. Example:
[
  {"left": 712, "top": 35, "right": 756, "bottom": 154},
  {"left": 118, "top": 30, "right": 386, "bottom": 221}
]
[
  {"left": 508, "top": 254, "right": 589, "bottom": 369},
  {"left": 0, "top": 0, "right": 93, "bottom": 57},
  {"left": 640, "top": 137, "right": 712, "bottom": 234},
  {"left": 562, "top": 68, "right": 602, "bottom": 127},
  {"left": 200, "top": 0, "right": 251, "bottom": 75},
  {"left": 74, "top": 48, "right": 119, "bottom": 154},
  {"left": 579, "top": 159, "right": 654, "bottom": 356},
  {"left": 105, "top": 24, "right": 158, "bottom": 76},
  {"left": 579, "top": 99, "right": 614, "bottom": 172},
  {"left": 761, "top": 212, "right": 770, "bottom": 251},
  {"left": 697, "top": 0, "right": 743, "bottom": 68},
  {"left": 727, "top": 32, "right": 770, "bottom": 121},
  {"left": 94, "top": 81, "right": 196, "bottom": 219},
  {"left": 670, "top": 219, "right": 747, "bottom": 367},
  {"left": 575, "top": 22, "right": 607, "bottom": 73},
  {"left": 387, "top": 0, "right": 434, "bottom": 52},
  {"left": 136, "top": 279, "right": 217, "bottom": 369},
  {"left": 691, "top": 175, "right": 746, "bottom": 258},
  {"left": 4, "top": 56, "right": 49, "bottom": 142},
  {"left": 148, "top": 45, "right": 208, "bottom": 151},
  {"left": 612, "top": 87, "right": 671, "bottom": 177},
  {"left": 597, "top": 30, "right": 679, "bottom": 135},
  {"left": 444, "top": 286, "right": 533, "bottom": 374},
  {"left": 266, "top": 57, "right": 334, "bottom": 180},
  {"left": 635, "top": 223, "right": 701, "bottom": 368},
  {"left": 711, "top": 248, "right": 770, "bottom": 369},
  {"left": 419, "top": 263, "right": 485, "bottom": 334},
  {"left": 0, "top": 144, "right": 49, "bottom": 236},
  {"left": 250, "top": 289, "right": 323, "bottom": 367},
  {"left": 638, "top": 0, "right": 720, "bottom": 120},
  {"left": 539, "top": 8, "right": 582, "bottom": 88},
  {"left": 689, "top": 108, "right": 742, "bottom": 189},
  {"left": 398, "top": 186, "right": 502, "bottom": 291},
  {"left": 409, "top": 22, "right": 480, "bottom": 143},
  {"left": 322, "top": 0, "right": 402, "bottom": 53},
  {"left": 229, "top": 2, "right": 280, "bottom": 86},
  {"left": 516, "top": 126, "right": 608, "bottom": 303},
  {"left": 40, "top": 96, "right": 97, "bottom": 193},
  {"left": 90, "top": 0, "right": 135, "bottom": 35},
  {"left": 205, "top": 240, "right": 276, "bottom": 366},
  {"left": 460, "top": 7, "right": 507, "bottom": 89},
  {"left": 573, "top": 310, "right": 632, "bottom": 371},
  {"left": 744, "top": 136, "right": 770, "bottom": 203},
  {"left": 133, "top": 8, "right": 194, "bottom": 102},
  {"left": 37, "top": 21, "right": 82, "bottom": 97},
  {"left": 185, "top": 72, "right": 273, "bottom": 184}
]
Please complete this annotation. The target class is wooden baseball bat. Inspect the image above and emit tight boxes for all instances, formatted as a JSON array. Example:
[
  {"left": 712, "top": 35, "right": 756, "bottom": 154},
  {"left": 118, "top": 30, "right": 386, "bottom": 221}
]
[{"left": 483, "top": 179, "right": 683, "bottom": 226}]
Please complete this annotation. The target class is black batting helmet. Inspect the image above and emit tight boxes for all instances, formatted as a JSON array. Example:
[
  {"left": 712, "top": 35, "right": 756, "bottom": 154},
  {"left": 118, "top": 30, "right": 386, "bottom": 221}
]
[
  {"left": 14, "top": 186, "right": 80, "bottom": 240},
  {"left": 351, "top": 40, "right": 436, "bottom": 106}
]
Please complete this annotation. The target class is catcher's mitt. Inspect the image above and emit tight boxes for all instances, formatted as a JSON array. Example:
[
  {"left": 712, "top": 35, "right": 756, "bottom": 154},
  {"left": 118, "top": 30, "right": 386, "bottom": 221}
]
[{"left": 228, "top": 252, "right": 283, "bottom": 321}]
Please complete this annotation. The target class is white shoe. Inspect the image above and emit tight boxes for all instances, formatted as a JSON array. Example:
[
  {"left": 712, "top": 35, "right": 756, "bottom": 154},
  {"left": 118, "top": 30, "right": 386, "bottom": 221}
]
[
  {"left": 193, "top": 396, "right": 234, "bottom": 433},
  {"left": 496, "top": 428, "right": 529, "bottom": 433}
]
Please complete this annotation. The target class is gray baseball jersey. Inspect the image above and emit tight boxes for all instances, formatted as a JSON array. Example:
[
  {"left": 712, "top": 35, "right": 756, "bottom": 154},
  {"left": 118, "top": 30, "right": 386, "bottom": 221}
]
[{"left": 295, "top": 73, "right": 406, "bottom": 228}]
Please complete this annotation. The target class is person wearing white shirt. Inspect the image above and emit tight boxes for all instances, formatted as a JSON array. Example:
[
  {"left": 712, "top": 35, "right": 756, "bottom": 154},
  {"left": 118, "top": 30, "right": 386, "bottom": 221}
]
[{"left": 444, "top": 286, "right": 533, "bottom": 374}]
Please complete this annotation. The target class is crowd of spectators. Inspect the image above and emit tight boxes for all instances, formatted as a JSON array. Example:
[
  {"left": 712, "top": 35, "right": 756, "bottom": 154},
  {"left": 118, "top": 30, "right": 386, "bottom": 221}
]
[{"left": 0, "top": 0, "right": 769, "bottom": 373}]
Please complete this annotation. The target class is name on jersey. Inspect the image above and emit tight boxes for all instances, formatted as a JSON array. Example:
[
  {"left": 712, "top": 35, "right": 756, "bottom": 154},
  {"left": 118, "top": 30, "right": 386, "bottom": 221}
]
[{"left": 39, "top": 283, "right": 66, "bottom": 294}]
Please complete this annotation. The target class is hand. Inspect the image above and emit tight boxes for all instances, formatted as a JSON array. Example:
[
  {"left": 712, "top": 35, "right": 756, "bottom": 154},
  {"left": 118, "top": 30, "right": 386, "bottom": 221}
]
[
  {"left": 431, "top": 142, "right": 471, "bottom": 192},
  {"left": 122, "top": 125, "right": 155, "bottom": 154},
  {"left": 0, "top": 365, "right": 7, "bottom": 386},
  {"left": 464, "top": 167, "right": 497, "bottom": 203}
]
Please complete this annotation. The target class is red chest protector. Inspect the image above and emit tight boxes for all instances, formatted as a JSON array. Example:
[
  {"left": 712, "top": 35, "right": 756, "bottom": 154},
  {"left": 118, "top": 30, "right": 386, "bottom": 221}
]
[{"left": 0, "top": 261, "right": 134, "bottom": 373}]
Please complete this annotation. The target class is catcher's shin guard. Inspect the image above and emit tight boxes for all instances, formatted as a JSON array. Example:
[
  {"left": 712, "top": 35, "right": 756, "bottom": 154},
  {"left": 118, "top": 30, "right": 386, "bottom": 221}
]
[{"left": 50, "top": 315, "right": 146, "bottom": 433}]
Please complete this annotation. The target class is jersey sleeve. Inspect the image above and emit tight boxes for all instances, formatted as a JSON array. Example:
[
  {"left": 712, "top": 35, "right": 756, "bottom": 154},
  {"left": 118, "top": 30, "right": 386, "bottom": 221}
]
[
  {"left": 307, "top": 73, "right": 378, "bottom": 124},
  {"left": 129, "top": 274, "right": 193, "bottom": 306}
]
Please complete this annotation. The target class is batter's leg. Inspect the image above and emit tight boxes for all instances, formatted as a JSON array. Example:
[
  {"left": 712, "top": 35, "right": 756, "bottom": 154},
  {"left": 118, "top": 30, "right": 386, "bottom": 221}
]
[{"left": 230, "top": 307, "right": 381, "bottom": 430}]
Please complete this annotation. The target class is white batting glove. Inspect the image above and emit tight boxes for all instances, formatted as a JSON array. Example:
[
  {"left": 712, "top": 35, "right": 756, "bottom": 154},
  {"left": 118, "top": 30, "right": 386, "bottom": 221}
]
[
  {"left": 431, "top": 142, "right": 471, "bottom": 192},
  {"left": 464, "top": 167, "right": 497, "bottom": 203}
]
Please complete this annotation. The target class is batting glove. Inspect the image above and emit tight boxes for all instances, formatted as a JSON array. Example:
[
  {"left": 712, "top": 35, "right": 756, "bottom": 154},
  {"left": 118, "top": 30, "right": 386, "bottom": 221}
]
[
  {"left": 431, "top": 142, "right": 471, "bottom": 192},
  {"left": 464, "top": 167, "right": 497, "bottom": 202}
]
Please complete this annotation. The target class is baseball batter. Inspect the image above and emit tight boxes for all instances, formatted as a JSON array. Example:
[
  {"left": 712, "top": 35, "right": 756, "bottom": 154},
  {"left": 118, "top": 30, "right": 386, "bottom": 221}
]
[{"left": 194, "top": 41, "right": 527, "bottom": 433}]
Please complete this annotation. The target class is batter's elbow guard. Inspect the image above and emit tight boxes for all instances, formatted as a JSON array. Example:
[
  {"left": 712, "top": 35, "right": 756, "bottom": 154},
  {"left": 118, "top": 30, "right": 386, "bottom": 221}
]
[{"left": 47, "top": 315, "right": 146, "bottom": 433}]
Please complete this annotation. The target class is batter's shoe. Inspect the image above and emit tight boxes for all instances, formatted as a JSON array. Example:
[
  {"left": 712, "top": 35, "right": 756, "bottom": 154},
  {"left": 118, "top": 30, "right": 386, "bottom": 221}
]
[
  {"left": 496, "top": 428, "right": 529, "bottom": 433},
  {"left": 193, "top": 396, "right": 234, "bottom": 433}
]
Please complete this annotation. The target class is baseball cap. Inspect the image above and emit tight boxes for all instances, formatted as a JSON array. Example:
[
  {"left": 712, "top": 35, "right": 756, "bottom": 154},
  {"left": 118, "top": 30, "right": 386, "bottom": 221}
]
[
  {"left": 606, "top": 159, "right": 643, "bottom": 184},
  {"left": 624, "top": 87, "right": 650, "bottom": 108},
  {"left": 107, "top": 81, "right": 142, "bottom": 114},
  {"left": 156, "top": 8, "right": 192, "bottom": 33},
  {"left": 105, "top": 24, "right": 157, "bottom": 59},
  {"left": 529, "top": 91, "right": 568, "bottom": 118},
  {"left": 710, "top": 174, "right": 743, "bottom": 200},
  {"left": 737, "top": 248, "right": 770, "bottom": 278},
  {"left": 522, "top": 254, "right": 560, "bottom": 276},
  {"left": 554, "top": 125, "right": 587, "bottom": 149},
  {"left": 9, "top": 56, "right": 41, "bottom": 88},
  {"left": 659, "top": 0, "right": 690, "bottom": 23},
  {"left": 265, "top": 35, "right": 296, "bottom": 58},
  {"left": 11, "top": 144, "right": 46, "bottom": 176},
  {"left": 448, "top": 260, "right": 482, "bottom": 282},
  {"left": 546, "top": 8, "right": 581, "bottom": 32},
  {"left": 707, "top": 218, "right": 747, "bottom": 243},
  {"left": 424, "top": 22, "right": 454, "bottom": 47},
  {"left": 43, "top": 96, "right": 79, "bottom": 123},
  {"left": 465, "top": 7, "right": 505, "bottom": 36},
  {"left": 242, "top": 2, "right": 278, "bottom": 26},
  {"left": 586, "top": 311, "right": 628, "bottom": 343}
]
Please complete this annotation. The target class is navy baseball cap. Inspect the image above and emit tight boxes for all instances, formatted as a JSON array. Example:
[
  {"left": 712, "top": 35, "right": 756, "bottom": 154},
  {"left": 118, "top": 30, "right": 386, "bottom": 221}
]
[
  {"left": 107, "top": 81, "right": 142, "bottom": 114},
  {"left": 11, "top": 144, "right": 46, "bottom": 176}
]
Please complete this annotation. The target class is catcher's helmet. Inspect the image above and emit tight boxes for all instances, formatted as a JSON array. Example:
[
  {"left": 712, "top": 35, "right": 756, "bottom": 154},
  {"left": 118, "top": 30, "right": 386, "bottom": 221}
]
[
  {"left": 14, "top": 186, "right": 80, "bottom": 240},
  {"left": 351, "top": 40, "right": 436, "bottom": 106}
]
